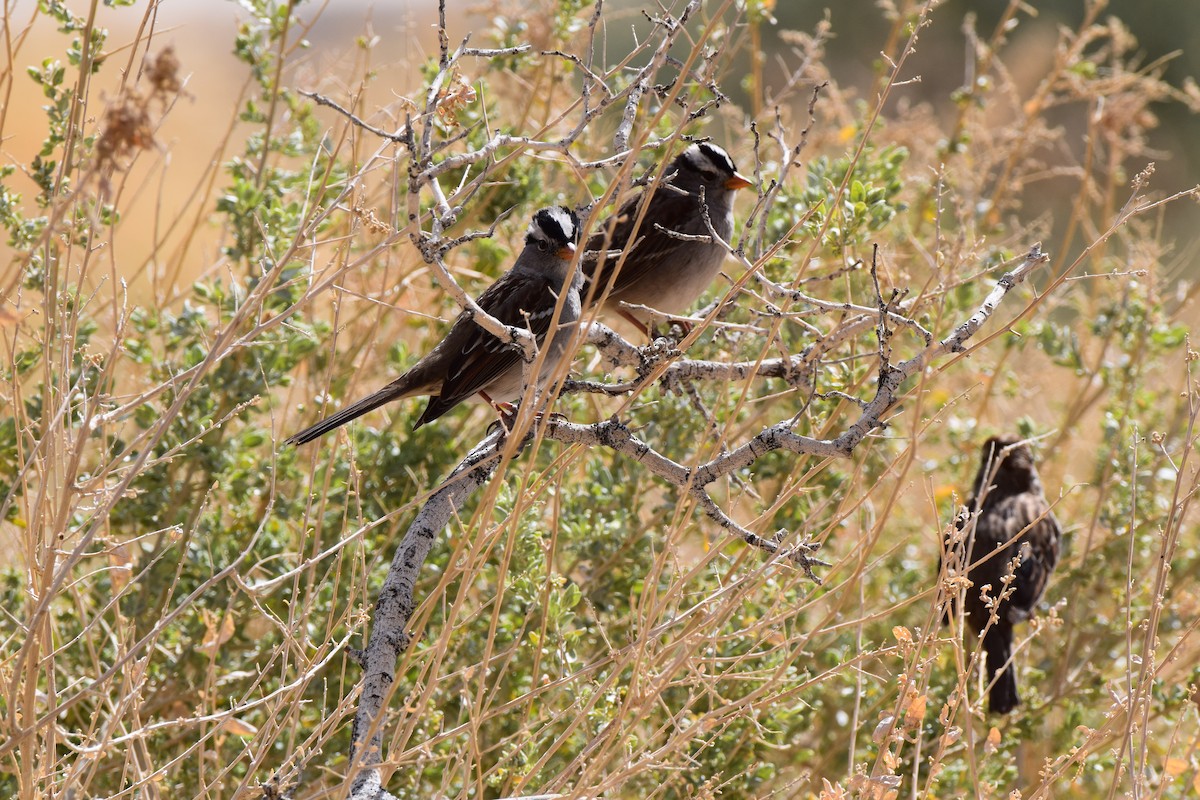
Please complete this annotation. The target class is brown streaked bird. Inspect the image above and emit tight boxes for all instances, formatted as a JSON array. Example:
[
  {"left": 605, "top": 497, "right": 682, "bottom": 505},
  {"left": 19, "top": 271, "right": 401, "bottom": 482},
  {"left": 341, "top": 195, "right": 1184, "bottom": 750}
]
[
  {"left": 943, "top": 435, "right": 1062, "bottom": 714},
  {"left": 285, "top": 206, "right": 582, "bottom": 446},
  {"left": 582, "top": 141, "right": 752, "bottom": 333}
]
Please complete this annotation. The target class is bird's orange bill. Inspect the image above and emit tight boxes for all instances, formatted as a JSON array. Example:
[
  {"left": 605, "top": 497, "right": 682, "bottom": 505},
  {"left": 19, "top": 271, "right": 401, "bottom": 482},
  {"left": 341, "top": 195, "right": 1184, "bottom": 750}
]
[
  {"left": 557, "top": 242, "right": 577, "bottom": 260},
  {"left": 725, "top": 172, "right": 753, "bottom": 190}
]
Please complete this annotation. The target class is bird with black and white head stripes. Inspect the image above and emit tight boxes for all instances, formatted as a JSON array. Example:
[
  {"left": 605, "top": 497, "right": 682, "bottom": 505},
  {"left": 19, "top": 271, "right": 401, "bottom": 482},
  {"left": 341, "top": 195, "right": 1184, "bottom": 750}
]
[
  {"left": 285, "top": 206, "right": 582, "bottom": 445},
  {"left": 582, "top": 141, "right": 753, "bottom": 333}
]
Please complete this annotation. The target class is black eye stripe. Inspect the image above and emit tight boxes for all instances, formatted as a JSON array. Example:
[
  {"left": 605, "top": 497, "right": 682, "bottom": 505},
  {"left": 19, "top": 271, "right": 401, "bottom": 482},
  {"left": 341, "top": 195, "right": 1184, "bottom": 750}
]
[
  {"left": 528, "top": 206, "right": 580, "bottom": 247},
  {"left": 695, "top": 142, "right": 737, "bottom": 174}
]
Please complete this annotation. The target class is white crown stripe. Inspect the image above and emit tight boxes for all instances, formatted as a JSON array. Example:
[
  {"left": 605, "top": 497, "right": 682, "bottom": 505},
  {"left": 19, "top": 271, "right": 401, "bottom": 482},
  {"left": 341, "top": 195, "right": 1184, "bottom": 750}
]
[
  {"left": 528, "top": 206, "right": 577, "bottom": 244},
  {"left": 544, "top": 206, "right": 576, "bottom": 240}
]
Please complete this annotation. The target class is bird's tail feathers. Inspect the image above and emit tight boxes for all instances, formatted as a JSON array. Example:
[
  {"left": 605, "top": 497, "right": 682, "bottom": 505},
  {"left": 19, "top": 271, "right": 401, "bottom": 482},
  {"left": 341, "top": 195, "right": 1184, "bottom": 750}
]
[
  {"left": 284, "top": 381, "right": 416, "bottom": 446},
  {"left": 983, "top": 625, "right": 1020, "bottom": 714}
]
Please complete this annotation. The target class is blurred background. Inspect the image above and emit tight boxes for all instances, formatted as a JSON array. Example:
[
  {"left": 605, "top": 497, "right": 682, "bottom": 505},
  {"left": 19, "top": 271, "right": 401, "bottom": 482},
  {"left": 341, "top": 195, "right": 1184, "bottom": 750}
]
[{"left": 3, "top": 0, "right": 1196, "bottom": 296}]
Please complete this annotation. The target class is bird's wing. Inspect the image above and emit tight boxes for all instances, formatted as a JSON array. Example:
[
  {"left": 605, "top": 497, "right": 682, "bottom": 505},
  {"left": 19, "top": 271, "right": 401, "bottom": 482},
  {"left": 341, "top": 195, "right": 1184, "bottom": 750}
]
[
  {"left": 582, "top": 191, "right": 696, "bottom": 301},
  {"left": 1006, "top": 498, "right": 1061, "bottom": 619},
  {"left": 971, "top": 493, "right": 1060, "bottom": 621},
  {"left": 418, "top": 271, "right": 561, "bottom": 422}
]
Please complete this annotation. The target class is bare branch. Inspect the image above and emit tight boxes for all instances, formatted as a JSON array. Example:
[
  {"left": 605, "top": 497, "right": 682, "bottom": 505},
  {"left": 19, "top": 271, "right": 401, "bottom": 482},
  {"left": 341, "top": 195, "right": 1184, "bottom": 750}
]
[
  {"left": 755, "top": 272, "right": 933, "bottom": 345},
  {"left": 689, "top": 489, "right": 828, "bottom": 583},
  {"left": 348, "top": 432, "right": 506, "bottom": 797},
  {"left": 298, "top": 90, "right": 409, "bottom": 142},
  {"left": 613, "top": 0, "right": 702, "bottom": 152}
]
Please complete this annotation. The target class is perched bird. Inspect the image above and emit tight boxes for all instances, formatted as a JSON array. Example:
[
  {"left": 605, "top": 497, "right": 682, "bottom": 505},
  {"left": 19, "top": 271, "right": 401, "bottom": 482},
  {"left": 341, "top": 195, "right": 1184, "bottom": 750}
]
[
  {"left": 944, "top": 436, "right": 1062, "bottom": 714},
  {"left": 285, "top": 206, "right": 582, "bottom": 446},
  {"left": 582, "top": 141, "right": 752, "bottom": 332}
]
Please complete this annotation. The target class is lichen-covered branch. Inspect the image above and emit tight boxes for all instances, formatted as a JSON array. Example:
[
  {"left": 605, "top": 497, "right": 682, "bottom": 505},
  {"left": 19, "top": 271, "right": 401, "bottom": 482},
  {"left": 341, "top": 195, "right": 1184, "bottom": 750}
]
[{"left": 347, "top": 432, "right": 505, "bottom": 799}]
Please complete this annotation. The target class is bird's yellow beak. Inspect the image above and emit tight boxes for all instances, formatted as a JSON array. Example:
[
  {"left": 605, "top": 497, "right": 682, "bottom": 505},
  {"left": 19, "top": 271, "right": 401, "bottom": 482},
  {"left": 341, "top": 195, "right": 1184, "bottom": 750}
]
[
  {"left": 725, "top": 172, "right": 753, "bottom": 190},
  {"left": 557, "top": 242, "right": 577, "bottom": 260}
]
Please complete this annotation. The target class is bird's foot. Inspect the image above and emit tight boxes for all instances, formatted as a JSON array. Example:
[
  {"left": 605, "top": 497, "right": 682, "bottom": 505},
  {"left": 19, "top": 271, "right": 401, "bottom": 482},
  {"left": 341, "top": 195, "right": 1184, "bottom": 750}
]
[
  {"left": 486, "top": 404, "right": 565, "bottom": 441},
  {"left": 635, "top": 337, "right": 683, "bottom": 379},
  {"left": 665, "top": 317, "right": 693, "bottom": 339},
  {"left": 486, "top": 402, "right": 520, "bottom": 438}
]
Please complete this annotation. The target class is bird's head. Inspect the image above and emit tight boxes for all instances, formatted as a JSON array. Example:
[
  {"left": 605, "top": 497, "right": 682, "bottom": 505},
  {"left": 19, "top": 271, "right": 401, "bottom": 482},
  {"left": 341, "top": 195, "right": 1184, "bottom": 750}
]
[
  {"left": 526, "top": 205, "right": 580, "bottom": 262},
  {"left": 675, "top": 141, "right": 753, "bottom": 192},
  {"left": 979, "top": 435, "right": 1040, "bottom": 490}
]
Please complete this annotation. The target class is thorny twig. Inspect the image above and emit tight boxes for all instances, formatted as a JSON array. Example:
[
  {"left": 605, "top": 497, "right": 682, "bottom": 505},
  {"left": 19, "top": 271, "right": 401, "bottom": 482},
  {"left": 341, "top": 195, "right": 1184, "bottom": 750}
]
[{"left": 752, "top": 83, "right": 826, "bottom": 255}]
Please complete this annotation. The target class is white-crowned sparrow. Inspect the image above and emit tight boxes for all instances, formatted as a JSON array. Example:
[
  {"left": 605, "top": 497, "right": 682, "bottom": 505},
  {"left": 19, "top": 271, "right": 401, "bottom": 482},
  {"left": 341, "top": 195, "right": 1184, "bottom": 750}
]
[
  {"left": 942, "top": 436, "right": 1062, "bottom": 714},
  {"left": 285, "top": 206, "right": 582, "bottom": 445},
  {"left": 582, "top": 141, "right": 752, "bottom": 331}
]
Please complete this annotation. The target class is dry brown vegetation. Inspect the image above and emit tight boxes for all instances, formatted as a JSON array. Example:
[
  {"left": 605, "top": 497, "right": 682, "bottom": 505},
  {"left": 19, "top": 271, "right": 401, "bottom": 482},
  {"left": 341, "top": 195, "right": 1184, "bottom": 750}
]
[{"left": 2, "top": 1, "right": 1200, "bottom": 798}]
